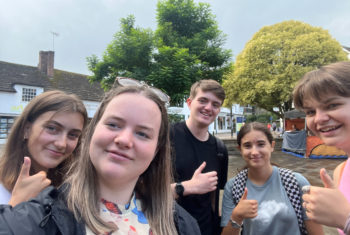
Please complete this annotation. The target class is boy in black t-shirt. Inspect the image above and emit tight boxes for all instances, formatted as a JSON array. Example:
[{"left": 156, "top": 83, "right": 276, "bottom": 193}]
[{"left": 171, "top": 80, "right": 228, "bottom": 235}]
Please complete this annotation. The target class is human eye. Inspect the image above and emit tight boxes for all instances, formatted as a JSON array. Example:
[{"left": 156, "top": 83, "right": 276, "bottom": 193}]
[
  {"left": 198, "top": 98, "right": 207, "bottom": 104},
  {"left": 258, "top": 142, "right": 266, "bottom": 147},
  {"left": 136, "top": 131, "right": 150, "bottom": 139},
  {"left": 68, "top": 132, "right": 81, "bottom": 140},
  {"left": 304, "top": 109, "right": 315, "bottom": 117},
  {"left": 105, "top": 121, "right": 121, "bottom": 130},
  {"left": 326, "top": 103, "right": 340, "bottom": 110},
  {"left": 212, "top": 102, "right": 221, "bottom": 109},
  {"left": 44, "top": 124, "right": 59, "bottom": 134},
  {"left": 242, "top": 143, "right": 251, "bottom": 149}
]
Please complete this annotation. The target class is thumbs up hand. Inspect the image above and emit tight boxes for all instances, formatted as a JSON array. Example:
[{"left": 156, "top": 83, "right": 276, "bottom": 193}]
[
  {"left": 302, "top": 168, "right": 350, "bottom": 229},
  {"left": 8, "top": 157, "right": 51, "bottom": 206},
  {"left": 231, "top": 187, "right": 258, "bottom": 223},
  {"left": 184, "top": 161, "right": 218, "bottom": 195}
]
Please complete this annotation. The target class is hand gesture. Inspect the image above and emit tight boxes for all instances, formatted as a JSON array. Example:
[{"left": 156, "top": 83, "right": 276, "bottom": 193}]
[
  {"left": 184, "top": 161, "right": 218, "bottom": 195},
  {"left": 232, "top": 187, "right": 258, "bottom": 222},
  {"left": 302, "top": 168, "right": 350, "bottom": 229},
  {"left": 9, "top": 157, "right": 51, "bottom": 206}
]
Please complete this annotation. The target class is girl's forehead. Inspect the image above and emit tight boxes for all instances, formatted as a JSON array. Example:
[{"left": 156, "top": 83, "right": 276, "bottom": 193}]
[{"left": 242, "top": 130, "right": 267, "bottom": 141}]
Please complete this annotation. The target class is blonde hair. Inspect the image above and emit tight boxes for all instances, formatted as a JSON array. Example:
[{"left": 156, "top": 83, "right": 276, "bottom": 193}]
[
  {"left": 293, "top": 61, "right": 350, "bottom": 110},
  {"left": 66, "top": 86, "right": 177, "bottom": 234},
  {"left": 0, "top": 90, "right": 87, "bottom": 191}
]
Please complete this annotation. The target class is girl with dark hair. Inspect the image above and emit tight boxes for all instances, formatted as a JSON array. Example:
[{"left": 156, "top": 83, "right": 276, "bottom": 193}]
[
  {"left": 0, "top": 80, "right": 199, "bottom": 235},
  {"left": 220, "top": 122, "right": 323, "bottom": 235},
  {"left": 0, "top": 90, "right": 87, "bottom": 206}
]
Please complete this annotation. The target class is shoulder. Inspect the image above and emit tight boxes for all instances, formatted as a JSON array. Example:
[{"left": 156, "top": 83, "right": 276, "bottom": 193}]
[
  {"left": 171, "top": 122, "right": 187, "bottom": 137},
  {"left": 293, "top": 172, "right": 309, "bottom": 187},
  {"left": 174, "top": 202, "right": 201, "bottom": 235}
]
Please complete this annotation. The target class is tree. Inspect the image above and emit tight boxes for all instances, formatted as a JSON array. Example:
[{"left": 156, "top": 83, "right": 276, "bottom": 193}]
[
  {"left": 150, "top": 0, "right": 231, "bottom": 105},
  {"left": 223, "top": 20, "right": 347, "bottom": 118},
  {"left": 87, "top": 15, "right": 154, "bottom": 90}
]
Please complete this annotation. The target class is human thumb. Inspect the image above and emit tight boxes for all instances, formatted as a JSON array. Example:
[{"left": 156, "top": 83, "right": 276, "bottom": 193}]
[
  {"left": 241, "top": 187, "right": 248, "bottom": 200},
  {"left": 194, "top": 162, "right": 206, "bottom": 175},
  {"left": 19, "top": 157, "right": 31, "bottom": 178},
  {"left": 320, "top": 168, "right": 335, "bottom": 188}
]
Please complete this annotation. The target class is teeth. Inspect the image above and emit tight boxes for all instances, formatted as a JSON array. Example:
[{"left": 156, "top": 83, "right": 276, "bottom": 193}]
[{"left": 320, "top": 126, "right": 337, "bottom": 132}]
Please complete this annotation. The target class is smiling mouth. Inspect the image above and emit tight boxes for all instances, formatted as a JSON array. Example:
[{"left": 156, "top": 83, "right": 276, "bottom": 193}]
[
  {"left": 47, "top": 149, "right": 64, "bottom": 156},
  {"left": 107, "top": 150, "right": 132, "bottom": 160},
  {"left": 319, "top": 125, "right": 341, "bottom": 133},
  {"left": 200, "top": 112, "right": 211, "bottom": 117}
]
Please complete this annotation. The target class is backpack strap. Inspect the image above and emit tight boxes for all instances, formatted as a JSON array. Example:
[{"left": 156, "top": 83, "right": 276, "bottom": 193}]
[
  {"left": 231, "top": 168, "right": 307, "bottom": 235},
  {"left": 215, "top": 137, "right": 226, "bottom": 159},
  {"left": 279, "top": 168, "right": 308, "bottom": 235}
]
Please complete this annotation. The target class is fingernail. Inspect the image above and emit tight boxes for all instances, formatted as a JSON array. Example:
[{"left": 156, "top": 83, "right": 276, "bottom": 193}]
[{"left": 302, "top": 185, "right": 310, "bottom": 194}]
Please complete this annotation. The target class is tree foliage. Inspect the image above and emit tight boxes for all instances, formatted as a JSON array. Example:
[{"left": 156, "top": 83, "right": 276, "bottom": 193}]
[
  {"left": 223, "top": 20, "right": 347, "bottom": 118},
  {"left": 87, "top": 0, "right": 232, "bottom": 105},
  {"left": 152, "top": 0, "right": 231, "bottom": 105},
  {"left": 87, "top": 15, "right": 154, "bottom": 90}
]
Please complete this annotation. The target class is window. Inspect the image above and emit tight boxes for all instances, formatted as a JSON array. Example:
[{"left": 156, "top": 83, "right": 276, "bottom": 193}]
[
  {"left": 0, "top": 117, "right": 15, "bottom": 139},
  {"left": 22, "top": 88, "right": 37, "bottom": 102}
]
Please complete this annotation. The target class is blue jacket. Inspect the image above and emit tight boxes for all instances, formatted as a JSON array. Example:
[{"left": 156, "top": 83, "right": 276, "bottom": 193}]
[{"left": 0, "top": 186, "right": 200, "bottom": 235}]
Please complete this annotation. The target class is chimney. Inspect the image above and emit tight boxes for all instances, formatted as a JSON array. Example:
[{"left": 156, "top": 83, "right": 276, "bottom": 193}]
[{"left": 38, "top": 51, "right": 54, "bottom": 78}]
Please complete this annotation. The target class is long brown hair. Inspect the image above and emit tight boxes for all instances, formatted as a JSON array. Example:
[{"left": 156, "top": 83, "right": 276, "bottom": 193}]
[
  {"left": 0, "top": 90, "right": 87, "bottom": 191},
  {"left": 66, "top": 86, "right": 177, "bottom": 235}
]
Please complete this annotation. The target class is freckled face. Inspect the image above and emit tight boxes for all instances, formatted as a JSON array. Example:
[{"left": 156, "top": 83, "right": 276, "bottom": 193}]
[
  {"left": 89, "top": 93, "right": 161, "bottom": 187},
  {"left": 26, "top": 111, "right": 84, "bottom": 172},
  {"left": 239, "top": 130, "right": 275, "bottom": 170},
  {"left": 303, "top": 95, "right": 350, "bottom": 152}
]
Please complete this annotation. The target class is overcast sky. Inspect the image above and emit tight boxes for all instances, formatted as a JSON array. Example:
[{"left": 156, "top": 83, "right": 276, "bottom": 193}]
[{"left": 1, "top": 0, "right": 349, "bottom": 75}]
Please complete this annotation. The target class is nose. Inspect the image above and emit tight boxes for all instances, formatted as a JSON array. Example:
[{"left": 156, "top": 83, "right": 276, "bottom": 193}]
[
  {"left": 114, "top": 129, "right": 133, "bottom": 149},
  {"left": 54, "top": 134, "right": 67, "bottom": 150},
  {"left": 203, "top": 102, "right": 212, "bottom": 110},
  {"left": 251, "top": 145, "right": 259, "bottom": 155},
  {"left": 314, "top": 109, "right": 330, "bottom": 124}
]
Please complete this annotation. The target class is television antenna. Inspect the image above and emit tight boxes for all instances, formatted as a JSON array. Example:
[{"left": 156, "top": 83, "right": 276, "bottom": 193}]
[{"left": 50, "top": 31, "right": 59, "bottom": 51}]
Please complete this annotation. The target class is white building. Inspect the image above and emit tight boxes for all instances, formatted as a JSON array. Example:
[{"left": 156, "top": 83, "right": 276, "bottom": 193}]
[{"left": 0, "top": 51, "right": 104, "bottom": 144}]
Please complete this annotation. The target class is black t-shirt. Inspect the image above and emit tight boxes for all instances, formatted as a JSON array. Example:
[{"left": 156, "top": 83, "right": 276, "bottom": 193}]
[{"left": 171, "top": 122, "right": 228, "bottom": 235}]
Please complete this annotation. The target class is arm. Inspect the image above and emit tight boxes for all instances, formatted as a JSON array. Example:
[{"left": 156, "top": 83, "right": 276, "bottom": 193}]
[
  {"left": 305, "top": 220, "right": 324, "bottom": 235},
  {"left": 171, "top": 161, "right": 218, "bottom": 198},
  {"left": 0, "top": 190, "right": 52, "bottom": 235}
]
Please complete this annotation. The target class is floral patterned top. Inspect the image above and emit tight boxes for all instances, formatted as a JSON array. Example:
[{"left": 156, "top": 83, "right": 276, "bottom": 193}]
[{"left": 86, "top": 193, "right": 152, "bottom": 235}]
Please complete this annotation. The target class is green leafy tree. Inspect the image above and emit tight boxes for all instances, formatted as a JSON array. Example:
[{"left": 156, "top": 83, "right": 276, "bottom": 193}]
[
  {"left": 223, "top": 20, "right": 347, "bottom": 118},
  {"left": 87, "top": 15, "right": 154, "bottom": 90},
  {"left": 150, "top": 0, "right": 231, "bottom": 104}
]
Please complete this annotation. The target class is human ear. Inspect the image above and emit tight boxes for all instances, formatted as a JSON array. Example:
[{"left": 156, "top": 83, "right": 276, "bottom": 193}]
[
  {"left": 271, "top": 141, "right": 276, "bottom": 152},
  {"left": 23, "top": 123, "right": 32, "bottom": 140},
  {"left": 186, "top": 98, "right": 192, "bottom": 107}
]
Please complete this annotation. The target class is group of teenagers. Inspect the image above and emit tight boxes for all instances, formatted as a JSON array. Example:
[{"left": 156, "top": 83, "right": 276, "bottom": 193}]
[{"left": 0, "top": 61, "right": 350, "bottom": 235}]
